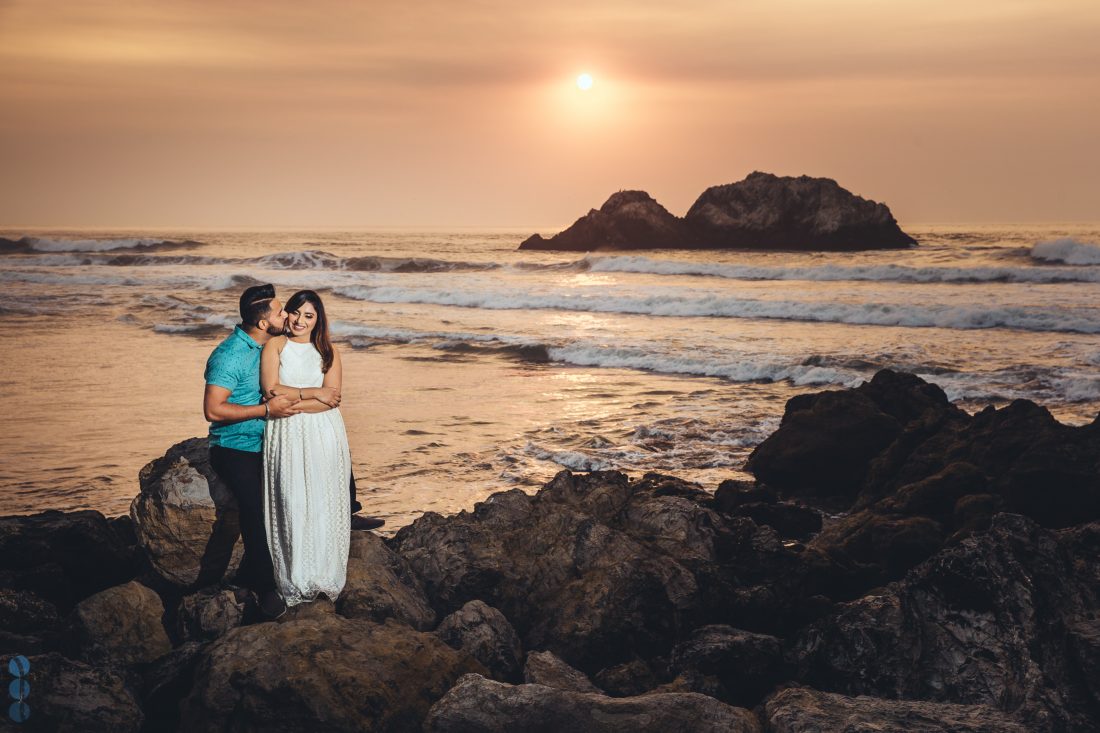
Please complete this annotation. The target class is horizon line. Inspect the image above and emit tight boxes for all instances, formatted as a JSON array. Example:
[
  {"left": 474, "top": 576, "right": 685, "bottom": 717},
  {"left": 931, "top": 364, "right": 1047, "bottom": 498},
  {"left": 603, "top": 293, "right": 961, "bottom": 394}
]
[{"left": 3, "top": 220, "right": 1100, "bottom": 233}]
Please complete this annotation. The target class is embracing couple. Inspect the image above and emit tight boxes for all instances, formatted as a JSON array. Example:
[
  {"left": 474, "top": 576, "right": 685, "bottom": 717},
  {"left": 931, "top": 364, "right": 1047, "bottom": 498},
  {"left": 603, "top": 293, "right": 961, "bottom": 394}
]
[{"left": 202, "top": 284, "right": 382, "bottom": 619}]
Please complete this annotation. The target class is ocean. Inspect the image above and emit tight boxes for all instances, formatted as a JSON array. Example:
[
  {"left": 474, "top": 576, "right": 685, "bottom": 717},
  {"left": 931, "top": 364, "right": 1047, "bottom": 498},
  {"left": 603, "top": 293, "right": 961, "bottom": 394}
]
[{"left": 2, "top": 225, "right": 1098, "bottom": 533}]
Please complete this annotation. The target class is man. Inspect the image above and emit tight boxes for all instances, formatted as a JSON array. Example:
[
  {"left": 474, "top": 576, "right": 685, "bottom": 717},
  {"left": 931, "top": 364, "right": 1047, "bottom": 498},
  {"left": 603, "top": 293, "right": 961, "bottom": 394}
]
[{"left": 203, "top": 284, "right": 381, "bottom": 619}]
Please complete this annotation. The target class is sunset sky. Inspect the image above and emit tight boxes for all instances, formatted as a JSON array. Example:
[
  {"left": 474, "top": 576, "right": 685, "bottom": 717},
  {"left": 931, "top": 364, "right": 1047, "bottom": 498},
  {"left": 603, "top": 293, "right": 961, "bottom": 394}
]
[{"left": 1, "top": 0, "right": 1098, "bottom": 228}]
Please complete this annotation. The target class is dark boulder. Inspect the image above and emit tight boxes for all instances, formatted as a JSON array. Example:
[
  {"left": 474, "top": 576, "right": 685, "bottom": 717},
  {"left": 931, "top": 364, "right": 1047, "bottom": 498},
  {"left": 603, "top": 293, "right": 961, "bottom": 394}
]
[
  {"left": 764, "top": 686, "right": 1029, "bottom": 732},
  {"left": 746, "top": 370, "right": 962, "bottom": 505},
  {"left": 0, "top": 509, "right": 139, "bottom": 611},
  {"left": 808, "top": 512, "right": 947, "bottom": 582},
  {"left": 337, "top": 530, "right": 436, "bottom": 630},
  {"left": 435, "top": 600, "right": 524, "bottom": 682},
  {"left": 668, "top": 625, "right": 786, "bottom": 707},
  {"left": 65, "top": 579, "right": 172, "bottom": 668},
  {"left": 20, "top": 652, "right": 145, "bottom": 732},
  {"left": 179, "top": 615, "right": 484, "bottom": 732},
  {"left": 129, "top": 437, "right": 243, "bottom": 589},
  {"left": 0, "top": 588, "right": 61, "bottom": 656},
  {"left": 423, "top": 673, "right": 763, "bottom": 733},
  {"left": 793, "top": 514, "right": 1100, "bottom": 732},
  {"left": 864, "top": 399, "right": 1100, "bottom": 528},
  {"left": 392, "top": 471, "right": 846, "bottom": 673}
]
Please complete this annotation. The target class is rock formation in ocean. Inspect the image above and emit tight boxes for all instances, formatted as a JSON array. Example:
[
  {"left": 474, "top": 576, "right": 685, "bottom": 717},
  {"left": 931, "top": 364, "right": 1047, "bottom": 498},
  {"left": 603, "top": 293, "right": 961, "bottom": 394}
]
[
  {"left": 2, "top": 369, "right": 1098, "bottom": 731},
  {"left": 518, "top": 172, "right": 917, "bottom": 251}
]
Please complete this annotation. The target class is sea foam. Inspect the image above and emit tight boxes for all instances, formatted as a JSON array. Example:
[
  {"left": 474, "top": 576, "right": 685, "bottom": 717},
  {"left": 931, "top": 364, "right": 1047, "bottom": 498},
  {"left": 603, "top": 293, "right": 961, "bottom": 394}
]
[
  {"left": 1030, "top": 238, "right": 1100, "bottom": 265},
  {"left": 1, "top": 235, "right": 197, "bottom": 253},
  {"left": 580, "top": 254, "right": 1100, "bottom": 284},
  {"left": 333, "top": 284, "right": 1100, "bottom": 334}
]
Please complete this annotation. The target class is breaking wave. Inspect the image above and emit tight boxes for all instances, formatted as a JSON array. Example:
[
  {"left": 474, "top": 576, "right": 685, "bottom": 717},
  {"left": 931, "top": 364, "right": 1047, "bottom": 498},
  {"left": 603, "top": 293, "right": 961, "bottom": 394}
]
[
  {"left": 0, "top": 235, "right": 201, "bottom": 254},
  {"left": 333, "top": 284, "right": 1100, "bottom": 334},
  {"left": 1030, "top": 238, "right": 1100, "bottom": 266},
  {"left": 578, "top": 254, "right": 1100, "bottom": 284}
]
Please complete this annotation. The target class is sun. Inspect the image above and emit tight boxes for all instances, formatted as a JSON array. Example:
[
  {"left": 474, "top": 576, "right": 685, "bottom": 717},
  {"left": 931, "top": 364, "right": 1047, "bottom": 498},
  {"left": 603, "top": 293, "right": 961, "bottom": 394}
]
[{"left": 576, "top": 73, "right": 594, "bottom": 91}]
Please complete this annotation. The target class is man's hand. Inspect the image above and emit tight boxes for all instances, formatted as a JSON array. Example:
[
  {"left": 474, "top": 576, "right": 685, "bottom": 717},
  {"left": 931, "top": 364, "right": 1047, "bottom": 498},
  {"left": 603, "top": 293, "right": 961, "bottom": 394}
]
[
  {"left": 267, "top": 394, "right": 301, "bottom": 419},
  {"left": 316, "top": 386, "right": 342, "bottom": 408}
]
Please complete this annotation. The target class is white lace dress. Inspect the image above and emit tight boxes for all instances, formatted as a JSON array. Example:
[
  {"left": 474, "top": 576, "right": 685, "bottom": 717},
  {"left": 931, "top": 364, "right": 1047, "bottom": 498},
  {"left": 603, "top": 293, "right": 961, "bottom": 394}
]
[{"left": 262, "top": 339, "right": 351, "bottom": 606}]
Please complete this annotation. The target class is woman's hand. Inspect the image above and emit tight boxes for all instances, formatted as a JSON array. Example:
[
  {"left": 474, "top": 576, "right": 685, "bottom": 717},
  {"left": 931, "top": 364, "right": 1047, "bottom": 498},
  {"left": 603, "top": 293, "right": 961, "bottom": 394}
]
[{"left": 314, "top": 386, "right": 342, "bottom": 407}]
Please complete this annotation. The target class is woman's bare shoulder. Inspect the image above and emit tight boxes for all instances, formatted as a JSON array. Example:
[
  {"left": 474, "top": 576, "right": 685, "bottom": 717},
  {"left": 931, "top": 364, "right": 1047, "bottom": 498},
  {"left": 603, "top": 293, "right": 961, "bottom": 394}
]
[{"left": 263, "top": 335, "right": 288, "bottom": 352}]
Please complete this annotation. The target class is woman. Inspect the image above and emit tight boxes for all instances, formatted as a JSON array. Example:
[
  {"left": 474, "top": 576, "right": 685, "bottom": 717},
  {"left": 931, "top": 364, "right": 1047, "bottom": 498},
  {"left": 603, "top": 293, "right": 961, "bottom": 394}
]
[{"left": 260, "top": 289, "right": 351, "bottom": 607}]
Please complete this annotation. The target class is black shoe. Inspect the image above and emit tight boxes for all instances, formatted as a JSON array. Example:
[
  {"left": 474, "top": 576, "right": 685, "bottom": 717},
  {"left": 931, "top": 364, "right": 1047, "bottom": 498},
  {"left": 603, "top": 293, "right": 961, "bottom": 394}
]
[
  {"left": 259, "top": 590, "right": 287, "bottom": 620},
  {"left": 351, "top": 515, "right": 385, "bottom": 531}
]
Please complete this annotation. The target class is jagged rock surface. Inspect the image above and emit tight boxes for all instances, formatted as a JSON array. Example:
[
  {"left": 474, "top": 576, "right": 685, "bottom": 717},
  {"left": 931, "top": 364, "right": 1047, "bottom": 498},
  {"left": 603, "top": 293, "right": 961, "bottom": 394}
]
[
  {"left": 435, "top": 600, "right": 524, "bottom": 682},
  {"left": 519, "top": 191, "right": 690, "bottom": 251},
  {"left": 21, "top": 652, "right": 145, "bottom": 732},
  {"left": 792, "top": 514, "right": 1100, "bottom": 732},
  {"left": 175, "top": 586, "right": 249, "bottom": 642},
  {"left": 685, "top": 171, "right": 916, "bottom": 250},
  {"left": 0, "top": 509, "right": 139, "bottom": 611},
  {"left": 178, "top": 615, "right": 484, "bottom": 732},
  {"left": 423, "top": 673, "right": 763, "bottom": 732},
  {"left": 336, "top": 529, "right": 436, "bottom": 630},
  {"left": 130, "top": 437, "right": 243, "bottom": 588},
  {"left": 764, "top": 686, "right": 1030, "bottom": 733},
  {"left": 391, "top": 473, "right": 845, "bottom": 676}
]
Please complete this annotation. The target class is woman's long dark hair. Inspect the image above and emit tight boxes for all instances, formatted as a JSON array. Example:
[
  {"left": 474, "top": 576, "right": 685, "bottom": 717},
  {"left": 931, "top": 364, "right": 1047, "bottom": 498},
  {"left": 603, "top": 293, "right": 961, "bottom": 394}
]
[{"left": 285, "top": 289, "right": 334, "bottom": 373}]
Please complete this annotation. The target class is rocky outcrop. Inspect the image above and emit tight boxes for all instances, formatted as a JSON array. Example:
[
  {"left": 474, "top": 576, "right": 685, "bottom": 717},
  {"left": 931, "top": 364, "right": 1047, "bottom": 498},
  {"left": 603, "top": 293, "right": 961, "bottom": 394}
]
[
  {"left": 336, "top": 529, "right": 436, "bottom": 629},
  {"left": 178, "top": 615, "right": 485, "bottom": 732},
  {"left": 5, "top": 368, "right": 1100, "bottom": 732},
  {"left": 130, "top": 437, "right": 243, "bottom": 589},
  {"left": 436, "top": 600, "right": 524, "bottom": 682},
  {"left": 747, "top": 369, "right": 1100, "bottom": 589},
  {"left": 21, "top": 653, "right": 145, "bottom": 732},
  {"left": 746, "top": 369, "right": 964, "bottom": 505},
  {"left": 764, "top": 686, "right": 1029, "bottom": 733},
  {"left": 66, "top": 579, "right": 172, "bottom": 667},
  {"left": 0, "top": 588, "right": 61, "bottom": 656},
  {"left": 684, "top": 172, "right": 916, "bottom": 250},
  {"left": 793, "top": 514, "right": 1100, "bottom": 732},
  {"left": 391, "top": 473, "right": 843, "bottom": 675},
  {"left": 140, "top": 641, "right": 207, "bottom": 732},
  {"left": 518, "top": 172, "right": 915, "bottom": 251},
  {"left": 0, "top": 509, "right": 139, "bottom": 611},
  {"left": 519, "top": 191, "right": 691, "bottom": 251},
  {"left": 423, "top": 673, "right": 762, "bottom": 733}
]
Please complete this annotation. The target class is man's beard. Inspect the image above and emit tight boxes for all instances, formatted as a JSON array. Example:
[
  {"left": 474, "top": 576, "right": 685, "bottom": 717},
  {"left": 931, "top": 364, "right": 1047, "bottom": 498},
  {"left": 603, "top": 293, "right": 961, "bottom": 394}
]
[{"left": 265, "top": 322, "right": 286, "bottom": 336}]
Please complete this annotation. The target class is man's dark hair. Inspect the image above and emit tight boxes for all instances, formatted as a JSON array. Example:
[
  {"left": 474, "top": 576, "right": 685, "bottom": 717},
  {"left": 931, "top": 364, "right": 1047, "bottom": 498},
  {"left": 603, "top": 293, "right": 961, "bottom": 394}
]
[{"left": 239, "top": 283, "right": 276, "bottom": 327}]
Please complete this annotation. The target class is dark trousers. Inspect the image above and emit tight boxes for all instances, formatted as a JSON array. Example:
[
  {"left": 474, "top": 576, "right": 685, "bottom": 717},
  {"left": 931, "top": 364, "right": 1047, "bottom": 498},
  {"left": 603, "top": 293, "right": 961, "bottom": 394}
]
[
  {"left": 209, "top": 446, "right": 276, "bottom": 594},
  {"left": 350, "top": 472, "right": 362, "bottom": 513},
  {"left": 211, "top": 445, "right": 363, "bottom": 593}
]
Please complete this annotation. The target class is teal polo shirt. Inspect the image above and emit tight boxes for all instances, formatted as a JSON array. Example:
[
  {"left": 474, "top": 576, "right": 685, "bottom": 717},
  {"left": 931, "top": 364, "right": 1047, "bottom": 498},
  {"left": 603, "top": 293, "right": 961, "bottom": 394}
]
[{"left": 204, "top": 325, "right": 265, "bottom": 452}]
